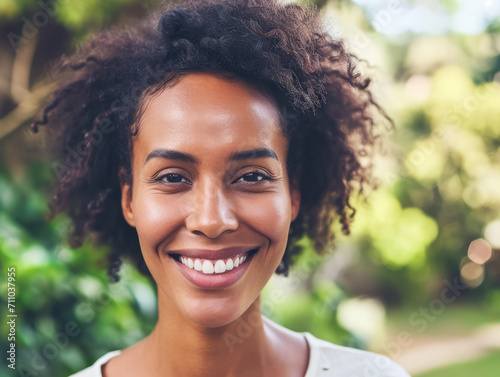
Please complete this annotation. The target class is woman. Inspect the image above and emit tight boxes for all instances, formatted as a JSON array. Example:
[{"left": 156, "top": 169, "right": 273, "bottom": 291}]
[{"left": 32, "top": 0, "right": 410, "bottom": 376}]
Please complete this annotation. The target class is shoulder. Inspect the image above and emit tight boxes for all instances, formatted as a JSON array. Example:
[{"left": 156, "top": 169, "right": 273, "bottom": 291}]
[
  {"left": 303, "top": 332, "right": 411, "bottom": 377},
  {"left": 68, "top": 351, "right": 121, "bottom": 377}
]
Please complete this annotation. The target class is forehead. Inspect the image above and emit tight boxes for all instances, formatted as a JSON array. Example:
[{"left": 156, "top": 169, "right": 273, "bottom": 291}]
[{"left": 134, "top": 72, "right": 286, "bottom": 159}]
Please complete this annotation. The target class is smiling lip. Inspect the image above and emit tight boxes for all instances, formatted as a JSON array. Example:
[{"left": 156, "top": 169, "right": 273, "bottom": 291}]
[
  {"left": 168, "top": 247, "right": 260, "bottom": 290},
  {"left": 167, "top": 246, "right": 259, "bottom": 260}
]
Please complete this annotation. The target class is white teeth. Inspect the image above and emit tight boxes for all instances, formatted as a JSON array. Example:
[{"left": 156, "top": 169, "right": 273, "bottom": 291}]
[
  {"left": 202, "top": 260, "right": 214, "bottom": 274},
  {"left": 194, "top": 259, "right": 203, "bottom": 271},
  {"left": 177, "top": 251, "right": 252, "bottom": 274},
  {"left": 214, "top": 260, "right": 226, "bottom": 273}
]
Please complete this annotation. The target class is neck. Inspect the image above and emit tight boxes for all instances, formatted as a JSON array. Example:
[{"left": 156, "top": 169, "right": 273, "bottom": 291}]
[{"left": 140, "top": 290, "right": 277, "bottom": 377}]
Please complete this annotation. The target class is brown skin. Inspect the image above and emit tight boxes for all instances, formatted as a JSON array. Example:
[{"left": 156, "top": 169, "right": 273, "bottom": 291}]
[{"left": 105, "top": 72, "right": 308, "bottom": 377}]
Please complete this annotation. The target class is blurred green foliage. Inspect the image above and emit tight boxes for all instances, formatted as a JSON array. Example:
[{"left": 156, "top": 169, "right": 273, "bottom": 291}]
[
  {"left": 0, "top": 0, "right": 157, "bottom": 35},
  {"left": 416, "top": 351, "right": 500, "bottom": 377}
]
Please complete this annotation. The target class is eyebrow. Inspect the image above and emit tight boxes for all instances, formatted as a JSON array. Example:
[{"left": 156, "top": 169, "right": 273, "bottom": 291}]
[{"left": 144, "top": 147, "right": 279, "bottom": 166}]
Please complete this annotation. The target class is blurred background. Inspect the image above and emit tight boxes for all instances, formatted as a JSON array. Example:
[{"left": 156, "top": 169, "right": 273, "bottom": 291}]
[{"left": 1, "top": 0, "right": 499, "bottom": 376}]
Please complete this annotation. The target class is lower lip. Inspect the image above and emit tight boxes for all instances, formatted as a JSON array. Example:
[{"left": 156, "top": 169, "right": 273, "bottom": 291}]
[{"left": 170, "top": 252, "right": 256, "bottom": 290}]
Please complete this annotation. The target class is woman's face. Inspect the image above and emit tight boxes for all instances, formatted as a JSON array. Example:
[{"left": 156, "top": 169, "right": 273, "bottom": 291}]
[{"left": 120, "top": 72, "right": 300, "bottom": 328}]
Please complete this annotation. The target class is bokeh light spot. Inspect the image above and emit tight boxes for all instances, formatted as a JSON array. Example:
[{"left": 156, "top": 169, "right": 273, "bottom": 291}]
[
  {"left": 467, "top": 238, "right": 493, "bottom": 264},
  {"left": 460, "top": 262, "right": 485, "bottom": 287},
  {"left": 405, "top": 75, "right": 431, "bottom": 102},
  {"left": 485, "top": 220, "right": 500, "bottom": 248}
]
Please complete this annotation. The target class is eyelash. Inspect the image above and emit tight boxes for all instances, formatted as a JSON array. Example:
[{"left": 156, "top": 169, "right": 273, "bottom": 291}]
[{"left": 153, "top": 171, "right": 273, "bottom": 186}]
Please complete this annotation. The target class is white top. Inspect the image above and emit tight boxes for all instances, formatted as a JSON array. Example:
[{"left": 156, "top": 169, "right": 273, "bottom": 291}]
[{"left": 69, "top": 332, "right": 410, "bottom": 377}]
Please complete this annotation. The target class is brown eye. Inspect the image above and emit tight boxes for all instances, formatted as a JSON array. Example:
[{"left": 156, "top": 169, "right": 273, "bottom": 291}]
[
  {"left": 157, "top": 173, "right": 191, "bottom": 184},
  {"left": 236, "top": 172, "right": 271, "bottom": 183}
]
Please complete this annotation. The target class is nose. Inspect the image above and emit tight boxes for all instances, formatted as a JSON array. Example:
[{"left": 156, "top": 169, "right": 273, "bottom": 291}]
[{"left": 185, "top": 178, "right": 238, "bottom": 238}]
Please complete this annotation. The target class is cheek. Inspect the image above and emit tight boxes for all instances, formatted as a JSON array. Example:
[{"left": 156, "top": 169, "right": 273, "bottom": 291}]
[
  {"left": 132, "top": 192, "right": 184, "bottom": 255},
  {"left": 235, "top": 190, "right": 292, "bottom": 245}
]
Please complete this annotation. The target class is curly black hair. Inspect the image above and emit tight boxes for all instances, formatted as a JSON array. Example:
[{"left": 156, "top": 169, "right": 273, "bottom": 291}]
[{"left": 32, "top": 0, "right": 391, "bottom": 282}]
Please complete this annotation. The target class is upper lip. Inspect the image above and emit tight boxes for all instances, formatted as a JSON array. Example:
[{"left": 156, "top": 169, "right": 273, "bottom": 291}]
[{"left": 167, "top": 246, "right": 259, "bottom": 260}]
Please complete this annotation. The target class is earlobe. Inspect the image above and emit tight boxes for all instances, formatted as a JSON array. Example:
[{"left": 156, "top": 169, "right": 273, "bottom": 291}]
[{"left": 119, "top": 168, "right": 136, "bottom": 228}]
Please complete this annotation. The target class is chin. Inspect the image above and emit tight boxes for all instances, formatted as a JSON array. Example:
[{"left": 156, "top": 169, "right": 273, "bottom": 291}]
[{"left": 182, "top": 296, "right": 250, "bottom": 329}]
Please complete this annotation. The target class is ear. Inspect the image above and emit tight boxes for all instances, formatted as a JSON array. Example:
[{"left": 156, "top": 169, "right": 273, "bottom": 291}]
[
  {"left": 119, "top": 167, "right": 136, "bottom": 228},
  {"left": 290, "top": 176, "right": 301, "bottom": 222}
]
